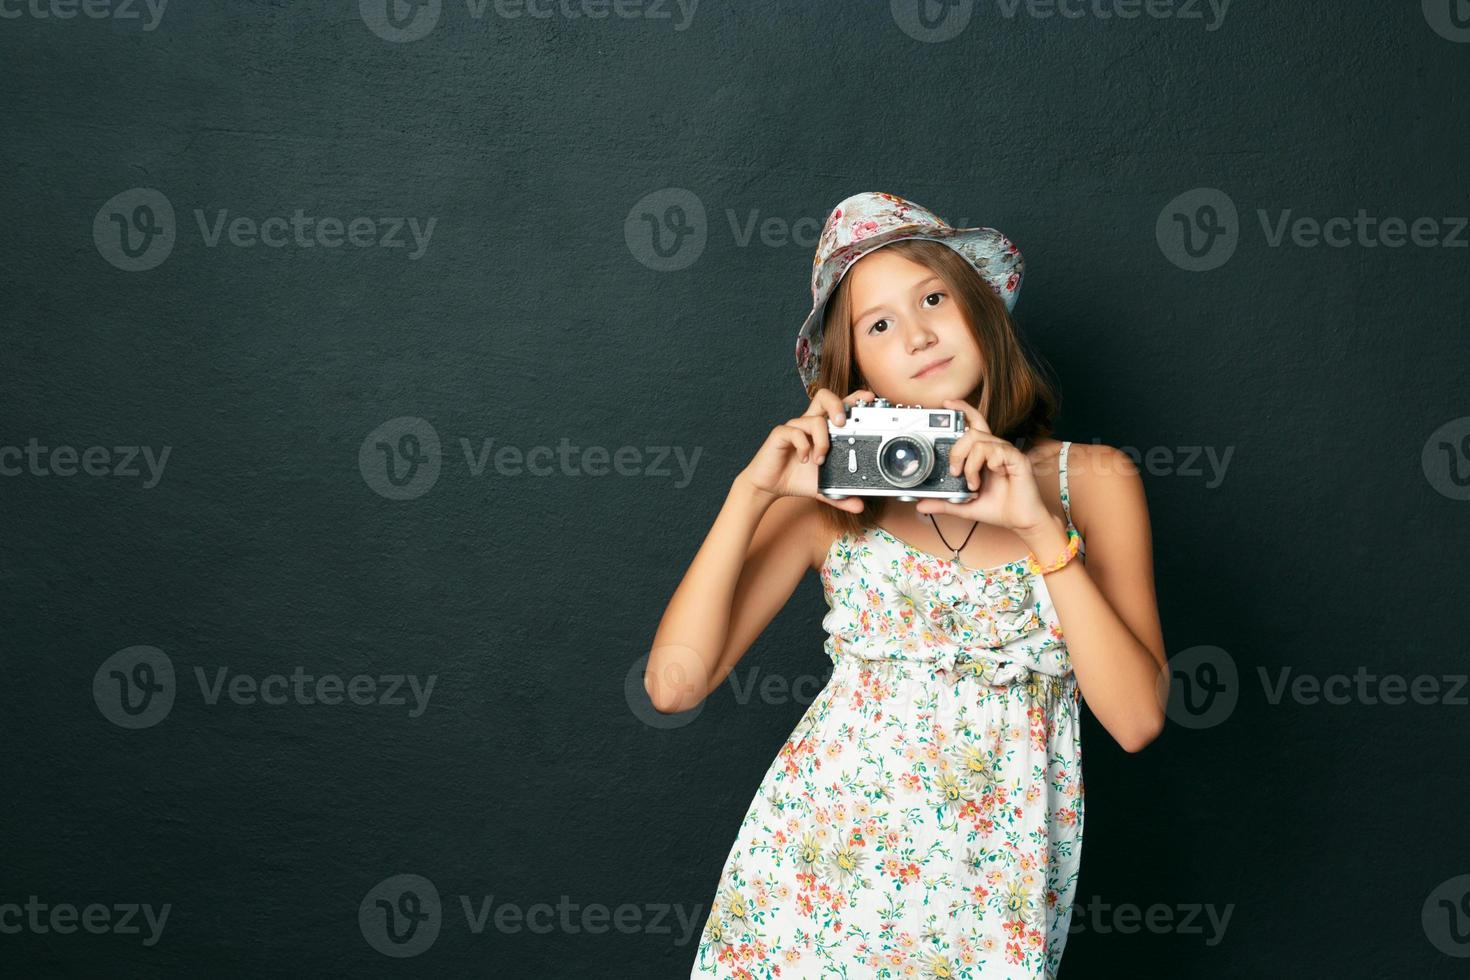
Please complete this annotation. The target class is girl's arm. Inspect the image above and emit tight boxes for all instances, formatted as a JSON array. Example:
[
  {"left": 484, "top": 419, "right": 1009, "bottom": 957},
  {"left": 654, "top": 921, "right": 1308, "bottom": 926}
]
[
  {"left": 1014, "top": 443, "right": 1169, "bottom": 751},
  {"left": 914, "top": 403, "right": 1168, "bottom": 753},
  {"left": 644, "top": 387, "right": 870, "bottom": 715},
  {"left": 643, "top": 479, "right": 820, "bottom": 714}
]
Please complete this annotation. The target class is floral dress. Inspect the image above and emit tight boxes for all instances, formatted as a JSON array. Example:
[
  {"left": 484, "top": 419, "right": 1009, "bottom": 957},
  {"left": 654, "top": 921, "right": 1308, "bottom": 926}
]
[{"left": 692, "top": 443, "right": 1085, "bottom": 980}]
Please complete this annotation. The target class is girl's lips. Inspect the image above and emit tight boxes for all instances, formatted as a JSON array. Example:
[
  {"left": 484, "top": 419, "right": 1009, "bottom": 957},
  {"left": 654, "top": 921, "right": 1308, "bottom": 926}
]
[{"left": 913, "top": 356, "right": 953, "bottom": 379}]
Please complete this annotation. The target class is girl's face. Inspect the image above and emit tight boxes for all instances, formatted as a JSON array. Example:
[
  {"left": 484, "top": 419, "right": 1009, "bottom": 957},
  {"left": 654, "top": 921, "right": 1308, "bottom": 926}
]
[{"left": 845, "top": 248, "right": 983, "bottom": 407}]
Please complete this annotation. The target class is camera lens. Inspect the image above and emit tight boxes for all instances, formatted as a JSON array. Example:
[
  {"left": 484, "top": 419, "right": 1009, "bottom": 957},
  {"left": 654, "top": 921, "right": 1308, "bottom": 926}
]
[{"left": 876, "top": 435, "right": 933, "bottom": 488}]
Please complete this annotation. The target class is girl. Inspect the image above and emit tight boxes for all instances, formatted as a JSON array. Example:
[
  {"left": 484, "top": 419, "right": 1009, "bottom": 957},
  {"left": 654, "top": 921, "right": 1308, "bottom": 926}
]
[{"left": 646, "top": 191, "right": 1168, "bottom": 979}]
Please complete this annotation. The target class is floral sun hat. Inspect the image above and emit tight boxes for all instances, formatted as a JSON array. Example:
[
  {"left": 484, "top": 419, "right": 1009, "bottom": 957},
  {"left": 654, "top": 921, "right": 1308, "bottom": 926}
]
[{"left": 794, "top": 191, "right": 1025, "bottom": 395}]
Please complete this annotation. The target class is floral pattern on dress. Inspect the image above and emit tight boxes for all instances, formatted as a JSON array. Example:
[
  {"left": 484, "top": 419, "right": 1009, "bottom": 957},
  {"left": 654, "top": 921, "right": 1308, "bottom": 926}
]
[{"left": 693, "top": 487, "right": 1086, "bottom": 980}]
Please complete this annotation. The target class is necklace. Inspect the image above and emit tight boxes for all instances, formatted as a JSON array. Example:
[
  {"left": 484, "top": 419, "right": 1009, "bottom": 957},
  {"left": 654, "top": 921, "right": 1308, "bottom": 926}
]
[
  {"left": 928, "top": 514, "right": 980, "bottom": 565},
  {"left": 923, "top": 434, "right": 1035, "bottom": 565}
]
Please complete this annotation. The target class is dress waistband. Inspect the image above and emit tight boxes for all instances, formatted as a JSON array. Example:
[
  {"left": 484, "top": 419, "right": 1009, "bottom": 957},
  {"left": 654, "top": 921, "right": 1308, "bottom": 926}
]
[{"left": 831, "top": 652, "right": 1076, "bottom": 700}]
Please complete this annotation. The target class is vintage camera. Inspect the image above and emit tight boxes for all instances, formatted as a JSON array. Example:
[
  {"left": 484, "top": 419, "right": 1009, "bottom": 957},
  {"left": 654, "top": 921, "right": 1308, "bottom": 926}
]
[{"left": 818, "top": 398, "right": 976, "bottom": 502}]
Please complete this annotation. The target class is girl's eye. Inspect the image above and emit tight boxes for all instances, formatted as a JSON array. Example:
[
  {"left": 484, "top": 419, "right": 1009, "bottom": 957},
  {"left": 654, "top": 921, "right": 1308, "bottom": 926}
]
[{"left": 867, "top": 293, "right": 943, "bottom": 334}]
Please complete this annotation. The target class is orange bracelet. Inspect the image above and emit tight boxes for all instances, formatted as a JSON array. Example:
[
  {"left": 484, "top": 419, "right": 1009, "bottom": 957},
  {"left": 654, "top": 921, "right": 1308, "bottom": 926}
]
[{"left": 1025, "top": 525, "right": 1081, "bottom": 577}]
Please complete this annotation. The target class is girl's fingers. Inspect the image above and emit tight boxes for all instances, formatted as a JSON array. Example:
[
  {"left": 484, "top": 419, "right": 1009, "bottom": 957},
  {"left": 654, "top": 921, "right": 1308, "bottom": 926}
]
[
  {"left": 947, "top": 434, "right": 972, "bottom": 476},
  {"left": 989, "top": 445, "right": 1026, "bottom": 475},
  {"left": 775, "top": 424, "right": 814, "bottom": 462},
  {"left": 789, "top": 415, "right": 831, "bottom": 463},
  {"left": 915, "top": 496, "right": 965, "bottom": 519},
  {"left": 817, "top": 493, "right": 865, "bottom": 513},
  {"left": 803, "top": 388, "right": 850, "bottom": 426},
  {"left": 948, "top": 429, "right": 1009, "bottom": 477},
  {"left": 942, "top": 397, "right": 994, "bottom": 436},
  {"left": 963, "top": 442, "right": 988, "bottom": 491}
]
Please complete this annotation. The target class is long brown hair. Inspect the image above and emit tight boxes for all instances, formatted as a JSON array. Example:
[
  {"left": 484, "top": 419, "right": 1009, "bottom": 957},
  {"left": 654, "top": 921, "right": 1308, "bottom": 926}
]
[{"left": 806, "top": 238, "right": 1061, "bottom": 539}]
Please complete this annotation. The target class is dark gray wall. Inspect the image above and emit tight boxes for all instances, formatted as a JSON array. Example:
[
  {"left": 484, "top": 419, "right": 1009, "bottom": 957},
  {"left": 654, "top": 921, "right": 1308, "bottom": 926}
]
[{"left": 4, "top": 1, "right": 1469, "bottom": 976}]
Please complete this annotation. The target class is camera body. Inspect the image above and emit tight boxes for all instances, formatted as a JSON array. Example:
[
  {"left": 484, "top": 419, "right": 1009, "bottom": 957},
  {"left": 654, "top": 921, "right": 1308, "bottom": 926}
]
[{"left": 818, "top": 397, "right": 976, "bottom": 502}]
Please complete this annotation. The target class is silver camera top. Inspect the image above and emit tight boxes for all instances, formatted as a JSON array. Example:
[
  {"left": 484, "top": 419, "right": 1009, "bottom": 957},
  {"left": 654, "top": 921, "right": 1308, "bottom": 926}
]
[{"left": 833, "top": 399, "right": 969, "bottom": 436}]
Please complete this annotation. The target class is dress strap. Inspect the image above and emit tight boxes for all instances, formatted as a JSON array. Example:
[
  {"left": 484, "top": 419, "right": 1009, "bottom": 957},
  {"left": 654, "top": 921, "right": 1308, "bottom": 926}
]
[{"left": 1059, "top": 441, "right": 1075, "bottom": 529}]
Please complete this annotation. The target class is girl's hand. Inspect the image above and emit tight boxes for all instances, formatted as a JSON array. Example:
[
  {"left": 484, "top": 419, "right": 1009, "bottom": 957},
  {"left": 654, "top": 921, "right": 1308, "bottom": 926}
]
[
  {"left": 914, "top": 398, "right": 1054, "bottom": 533},
  {"left": 737, "top": 387, "right": 875, "bottom": 513}
]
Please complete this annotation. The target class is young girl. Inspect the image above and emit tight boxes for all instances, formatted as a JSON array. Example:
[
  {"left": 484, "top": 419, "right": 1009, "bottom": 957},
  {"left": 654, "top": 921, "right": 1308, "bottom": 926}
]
[{"left": 646, "top": 192, "right": 1168, "bottom": 979}]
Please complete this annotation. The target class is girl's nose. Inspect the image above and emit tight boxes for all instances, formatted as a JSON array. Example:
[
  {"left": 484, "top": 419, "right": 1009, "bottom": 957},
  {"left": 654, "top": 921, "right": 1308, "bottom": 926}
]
[{"left": 904, "top": 319, "right": 938, "bottom": 353}]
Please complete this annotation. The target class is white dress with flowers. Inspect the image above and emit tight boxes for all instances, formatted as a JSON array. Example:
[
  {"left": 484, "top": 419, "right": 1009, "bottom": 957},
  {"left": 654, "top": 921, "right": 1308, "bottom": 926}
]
[{"left": 692, "top": 442, "right": 1086, "bottom": 980}]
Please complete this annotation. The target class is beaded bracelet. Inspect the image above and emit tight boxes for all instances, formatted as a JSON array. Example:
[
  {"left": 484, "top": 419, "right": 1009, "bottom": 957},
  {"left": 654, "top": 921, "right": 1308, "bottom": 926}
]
[{"left": 1024, "top": 525, "right": 1081, "bottom": 577}]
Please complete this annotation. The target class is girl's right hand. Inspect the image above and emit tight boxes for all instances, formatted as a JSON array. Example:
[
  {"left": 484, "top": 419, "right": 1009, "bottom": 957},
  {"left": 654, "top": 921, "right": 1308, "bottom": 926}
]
[{"left": 737, "top": 388, "right": 875, "bottom": 512}]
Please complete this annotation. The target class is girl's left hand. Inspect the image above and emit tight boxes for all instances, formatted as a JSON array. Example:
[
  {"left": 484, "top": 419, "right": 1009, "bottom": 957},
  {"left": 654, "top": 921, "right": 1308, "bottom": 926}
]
[{"left": 914, "top": 399, "right": 1055, "bottom": 534}]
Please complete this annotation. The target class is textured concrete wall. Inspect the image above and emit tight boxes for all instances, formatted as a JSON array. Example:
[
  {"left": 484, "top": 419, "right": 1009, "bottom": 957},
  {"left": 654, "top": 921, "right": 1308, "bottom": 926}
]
[{"left": 4, "top": 1, "right": 1469, "bottom": 975}]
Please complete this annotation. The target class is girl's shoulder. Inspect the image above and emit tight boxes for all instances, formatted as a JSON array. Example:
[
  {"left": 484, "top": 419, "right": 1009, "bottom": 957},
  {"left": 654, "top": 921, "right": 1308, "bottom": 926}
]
[
  {"left": 1055, "top": 441, "right": 1142, "bottom": 542},
  {"left": 1025, "top": 438, "right": 1135, "bottom": 537},
  {"left": 1028, "top": 437, "right": 1133, "bottom": 477}
]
